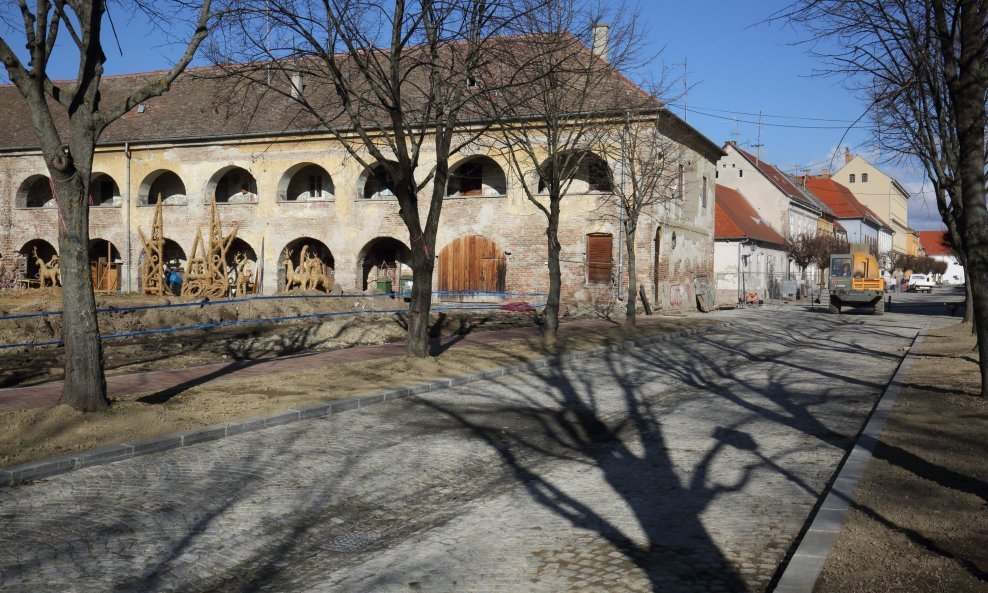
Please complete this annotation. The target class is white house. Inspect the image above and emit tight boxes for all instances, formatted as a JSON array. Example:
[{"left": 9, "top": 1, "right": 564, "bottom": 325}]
[
  {"left": 918, "top": 230, "right": 965, "bottom": 285},
  {"left": 713, "top": 184, "right": 789, "bottom": 304}
]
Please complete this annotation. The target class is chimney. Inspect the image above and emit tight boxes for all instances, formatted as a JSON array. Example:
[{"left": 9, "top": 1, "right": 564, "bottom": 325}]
[
  {"left": 290, "top": 72, "right": 305, "bottom": 100},
  {"left": 844, "top": 146, "right": 852, "bottom": 165},
  {"left": 592, "top": 23, "right": 610, "bottom": 62}
]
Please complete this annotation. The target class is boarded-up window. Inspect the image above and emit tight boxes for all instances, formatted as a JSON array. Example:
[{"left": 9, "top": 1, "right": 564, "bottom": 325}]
[{"left": 587, "top": 233, "right": 613, "bottom": 284}]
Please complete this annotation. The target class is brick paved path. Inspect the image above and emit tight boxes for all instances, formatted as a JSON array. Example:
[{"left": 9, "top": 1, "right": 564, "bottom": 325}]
[
  {"left": 0, "top": 309, "right": 927, "bottom": 592},
  {"left": 0, "top": 319, "right": 611, "bottom": 412}
]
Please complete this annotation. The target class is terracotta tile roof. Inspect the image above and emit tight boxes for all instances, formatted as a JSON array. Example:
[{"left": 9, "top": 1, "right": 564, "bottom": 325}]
[
  {"left": 726, "top": 142, "right": 833, "bottom": 216},
  {"left": 918, "top": 230, "right": 952, "bottom": 256},
  {"left": 0, "top": 36, "right": 721, "bottom": 158},
  {"left": 715, "top": 184, "right": 786, "bottom": 246},
  {"left": 803, "top": 175, "right": 891, "bottom": 231}
]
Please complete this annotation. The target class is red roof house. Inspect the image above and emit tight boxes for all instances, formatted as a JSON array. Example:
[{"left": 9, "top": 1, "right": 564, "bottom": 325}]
[
  {"left": 918, "top": 230, "right": 952, "bottom": 256},
  {"left": 715, "top": 185, "right": 786, "bottom": 246}
]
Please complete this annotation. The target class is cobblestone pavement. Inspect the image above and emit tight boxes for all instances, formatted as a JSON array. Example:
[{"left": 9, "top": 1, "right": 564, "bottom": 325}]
[{"left": 0, "top": 309, "right": 943, "bottom": 593}]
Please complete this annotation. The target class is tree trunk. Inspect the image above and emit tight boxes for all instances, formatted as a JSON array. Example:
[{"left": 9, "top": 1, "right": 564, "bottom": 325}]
[
  {"left": 624, "top": 227, "right": 637, "bottom": 328},
  {"left": 405, "top": 243, "right": 435, "bottom": 358},
  {"left": 949, "top": 0, "right": 988, "bottom": 397},
  {"left": 542, "top": 205, "right": 562, "bottom": 349},
  {"left": 53, "top": 169, "right": 108, "bottom": 412}
]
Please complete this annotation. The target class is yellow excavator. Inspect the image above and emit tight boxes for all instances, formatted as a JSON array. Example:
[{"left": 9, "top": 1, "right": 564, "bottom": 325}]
[{"left": 828, "top": 244, "right": 886, "bottom": 315}]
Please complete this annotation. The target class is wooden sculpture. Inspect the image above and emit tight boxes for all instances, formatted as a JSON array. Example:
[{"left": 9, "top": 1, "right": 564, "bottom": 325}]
[
  {"left": 138, "top": 198, "right": 167, "bottom": 295},
  {"left": 181, "top": 198, "right": 237, "bottom": 297},
  {"left": 33, "top": 247, "right": 61, "bottom": 287},
  {"left": 234, "top": 251, "right": 255, "bottom": 296},
  {"left": 281, "top": 249, "right": 305, "bottom": 291},
  {"left": 302, "top": 250, "right": 333, "bottom": 292}
]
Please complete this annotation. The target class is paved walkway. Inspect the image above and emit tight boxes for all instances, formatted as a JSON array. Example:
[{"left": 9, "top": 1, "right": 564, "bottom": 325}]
[
  {"left": 0, "top": 309, "right": 938, "bottom": 592},
  {"left": 0, "top": 319, "right": 617, "bottom": 412}
]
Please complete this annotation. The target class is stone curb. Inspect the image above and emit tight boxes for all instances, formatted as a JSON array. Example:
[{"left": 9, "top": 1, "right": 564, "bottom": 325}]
[
  {"left": 0, "top": 321, "right": 732, "bottom": 489},
  {"left": 771, "top": 328, "right": 926, "bottom": 593}
]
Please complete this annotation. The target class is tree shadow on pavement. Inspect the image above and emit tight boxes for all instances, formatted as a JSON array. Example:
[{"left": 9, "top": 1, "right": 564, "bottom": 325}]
[{"left": 405, "top": 309, "right": 922, "bottom": 592}]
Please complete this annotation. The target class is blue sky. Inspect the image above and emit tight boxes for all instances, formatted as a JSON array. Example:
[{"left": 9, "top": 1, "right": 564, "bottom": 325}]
[{"left": 0, "top": 1, "right": 944, "bottom": 229}]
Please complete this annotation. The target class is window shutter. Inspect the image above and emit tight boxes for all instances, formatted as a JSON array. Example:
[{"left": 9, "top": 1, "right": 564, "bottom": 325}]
[{"left": 587, "top": 234, "right": 613, "bottom": 284}]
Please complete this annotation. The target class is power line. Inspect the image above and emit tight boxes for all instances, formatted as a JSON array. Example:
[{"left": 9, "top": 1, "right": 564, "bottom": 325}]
[
  {"left": 688, "top": 108, "right": 857, "bottom": 130},
  {"left": 666, "top": 103, "right": 857, "bottom": 124}
]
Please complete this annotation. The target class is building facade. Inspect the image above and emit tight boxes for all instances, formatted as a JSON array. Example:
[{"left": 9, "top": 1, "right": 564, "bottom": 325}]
[{"left": 0, "top": 55, "right": 722, "bottom": 312}]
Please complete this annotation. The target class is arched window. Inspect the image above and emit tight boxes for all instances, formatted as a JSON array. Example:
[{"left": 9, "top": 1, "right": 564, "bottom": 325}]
[
  {"left": 537, "top": 152, "right": 612, "bottom": 194},
  {"left": 282, "top": 163, "right": 334, "bottom": 201},
  {"left": 17, "top": 175, "right": 54, "bottom": 208},
  {"left": 90, "top": 173, "right": 121, "bottom": 207},
  {"left": 362, "top": 163, "right": 398, "bottom": 199},
  {"left": 447, "top": 157, "right": 507, "bottom": 197},
  {"left": 849, "top": 174, "right": 856, "bottom": 183},
  {"left": 140, "top": 170, "right": 187, "bottom": 205},
  {"left": 208, "top": 166, "right": 257, "bottom": 203},
  {"left": 861, "top": 173, "right": 869, "bottom": 183}
]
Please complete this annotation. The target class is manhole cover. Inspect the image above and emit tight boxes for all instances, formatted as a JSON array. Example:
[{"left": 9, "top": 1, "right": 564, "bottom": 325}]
[{"left": 320, "top": 532, "right": 380, "bottom": 553}]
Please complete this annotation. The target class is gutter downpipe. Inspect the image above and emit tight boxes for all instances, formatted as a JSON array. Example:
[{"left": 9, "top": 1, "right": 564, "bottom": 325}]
[
  {"left": 125, "top": 142, "right": 132, "bottom": 293},
  {"left": 615, "top": 113, "right": 627, "bottom": 302}
]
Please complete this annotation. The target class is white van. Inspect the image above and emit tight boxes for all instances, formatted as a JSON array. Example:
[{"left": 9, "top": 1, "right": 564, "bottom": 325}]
[{"left": 907, "top": 274, "right": 935, "bottom": 293}]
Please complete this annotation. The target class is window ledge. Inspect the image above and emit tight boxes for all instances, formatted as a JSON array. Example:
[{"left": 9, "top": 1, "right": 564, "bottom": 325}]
[
  {"left": 445, "top": 193, "right": 508, "bottom": 200},
  {"left": 138, "top": 202, "right": 187, "bottom": 207},
  {"left": 279, "top": 198, "right": 336, "bottom": 204}
]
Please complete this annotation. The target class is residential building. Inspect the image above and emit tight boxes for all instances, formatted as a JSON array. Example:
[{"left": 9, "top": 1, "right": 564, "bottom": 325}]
[
  {"left": 713, "top": 184, "right": 788, "bottom": 304},
  {"left": 803, "top": 173, "right": 894, "bottom": 266},
  {"left": 918, "top": 230, "right": 965, "bottom": 285},
  {"left": 834, "top": 149, "right": 910, "bottom": 255},
  {"left": 716, "top": 142, "right": 835, "bottom": 290}
]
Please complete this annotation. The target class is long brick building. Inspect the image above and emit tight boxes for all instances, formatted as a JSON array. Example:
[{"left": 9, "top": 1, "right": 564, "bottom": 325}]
[{"left": 0, "top": 38, "right": 722, "bottom": 311}]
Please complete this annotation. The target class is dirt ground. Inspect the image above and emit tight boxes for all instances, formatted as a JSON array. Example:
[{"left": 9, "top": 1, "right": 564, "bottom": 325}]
[
  {"left": 0, "top": 288, "right": 706, "bottom": 467},
  {"left": 815, "top": 322, "right": 988, "bottom": 592}
]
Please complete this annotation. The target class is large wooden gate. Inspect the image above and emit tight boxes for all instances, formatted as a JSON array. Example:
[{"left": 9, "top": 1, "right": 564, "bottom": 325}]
[{"left": 438, "top": 235, "right": 506, "bottom": 295}]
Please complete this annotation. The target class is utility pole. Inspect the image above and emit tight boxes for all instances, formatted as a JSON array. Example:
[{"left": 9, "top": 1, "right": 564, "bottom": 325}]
[
  {"left": 752, "top": 110, "right": 764, "bottom": 165},
  {"left": 674, "top": 58, "right": 688, "bottom": 123}
]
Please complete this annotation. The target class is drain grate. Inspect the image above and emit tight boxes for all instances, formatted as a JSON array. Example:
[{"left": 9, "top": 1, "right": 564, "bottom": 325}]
[{"left": 319, "top": 532, "right": 381, "bottom": 553}]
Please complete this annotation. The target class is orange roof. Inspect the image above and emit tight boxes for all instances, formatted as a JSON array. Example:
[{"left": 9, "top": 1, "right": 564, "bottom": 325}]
[
  {"left": 715, "top": 185, "right": 786, "bottom": 246},
  {"left": 918, "top": 230, "right": 952, "bottom": 255},
  {"left": 804, "top": 176, "right": 890, "bottom": 230}
]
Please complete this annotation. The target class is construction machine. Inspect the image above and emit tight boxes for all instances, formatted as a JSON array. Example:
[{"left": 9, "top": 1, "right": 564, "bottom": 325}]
[{"left": 828, "top": 244, "right": 886, "bottom": 315}]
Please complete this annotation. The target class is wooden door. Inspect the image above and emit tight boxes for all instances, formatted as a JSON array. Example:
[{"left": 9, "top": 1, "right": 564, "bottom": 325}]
[{"left": 438, "top": 235, "right": 505, "bottom": 294}]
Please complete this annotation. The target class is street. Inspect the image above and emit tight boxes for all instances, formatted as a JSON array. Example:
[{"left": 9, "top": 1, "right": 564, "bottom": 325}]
[{"left": 0, "top": 299, "right": 962, "bottom": 593}]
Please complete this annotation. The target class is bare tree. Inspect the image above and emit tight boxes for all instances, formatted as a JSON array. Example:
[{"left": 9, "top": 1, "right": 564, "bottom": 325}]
[
  {"left": 785, "top": 232, "right": 848, "bottom": 295},
  {"left": 212, "top": 0, "right": 520, "bottom": 358},
  {"left": 595, "top": 111, "right": 684, "bottom": 327},
  {"left": 783, "top": 0, "right": 988, "bottom": 395},
  {"left": 483, "top": 0, "right": 648, "bottom": 347},
  {"left": 0, "top": 1, "right": 215, "bottom": 412}
]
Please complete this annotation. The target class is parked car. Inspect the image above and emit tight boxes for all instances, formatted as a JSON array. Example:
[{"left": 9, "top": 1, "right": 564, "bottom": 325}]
[{"left": 907, "top": 274, "right": 935, "bottom": 293}]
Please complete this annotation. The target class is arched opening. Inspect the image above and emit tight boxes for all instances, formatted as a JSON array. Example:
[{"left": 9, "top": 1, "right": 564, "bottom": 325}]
[
  {"left": 90, "top": 173, "right": 122, "bottom": 207},
  {"left": 438, "top": 235, "right": 506, "bottom": 295},
  {"left": 137, "top": 238, "right": 187, "bottom": 292},
  {"left": 447, "top": 156, "right": 506, "bottom": 197},
  {"left": 361, "top": 162, "right": 398, "bottom": 200},
  {"left": 140, "top": 170, "right": 187, "bottom": 205},
  {"left": 278, "top": 238, "right": 335, "bottom": 292},
  {"left": 281, "top": 163, "right": 334, "bottom": 201},
  {"left": 18, "top": 239, "right": 58, "bottom": 285},
  {"left": 357, "top": 237, "right": 412, "bottom": 291},
  {"left": 88, "top": 239, "right": 122, "bottom": 291},
  {"left": 537, "top": 151, "right": 612, "bottom": 194},
  {"left": 224, "top": 238, "right": 258, "bottom": 296},
  {"left": 17, "top": 175, "right": 54, "bottom": 208},
  {"left": 208, "top": 166, "right": 258, "bottom": 203}
]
